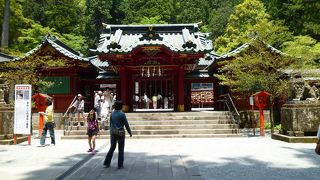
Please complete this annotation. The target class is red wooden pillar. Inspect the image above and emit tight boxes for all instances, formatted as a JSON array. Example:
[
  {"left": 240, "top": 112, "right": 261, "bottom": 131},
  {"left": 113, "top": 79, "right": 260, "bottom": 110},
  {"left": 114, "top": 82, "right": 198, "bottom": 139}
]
[
  {"left": 177, "top": 67, "right": 185, "bottom": 111},
  {"left": 119, "top": 67, "right": 129, "bottom": 112}
]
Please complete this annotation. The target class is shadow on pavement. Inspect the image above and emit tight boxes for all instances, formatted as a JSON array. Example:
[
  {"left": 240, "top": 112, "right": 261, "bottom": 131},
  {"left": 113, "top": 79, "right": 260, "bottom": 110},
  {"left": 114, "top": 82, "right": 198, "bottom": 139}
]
[{"left": 22, "top": 145, "right": 320, "bottom": 180}]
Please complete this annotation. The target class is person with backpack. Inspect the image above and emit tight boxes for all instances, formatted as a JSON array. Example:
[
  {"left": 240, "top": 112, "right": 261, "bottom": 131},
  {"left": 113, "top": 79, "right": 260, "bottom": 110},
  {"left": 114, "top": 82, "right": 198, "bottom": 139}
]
[{"left": 87, "top": 109, "right": 99, "bottom": 154}]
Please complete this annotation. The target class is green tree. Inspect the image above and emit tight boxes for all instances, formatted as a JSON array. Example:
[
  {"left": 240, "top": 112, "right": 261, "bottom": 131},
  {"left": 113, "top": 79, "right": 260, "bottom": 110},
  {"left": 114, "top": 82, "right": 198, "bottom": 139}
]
[
  {"left": 136, "top": 16, "right": 167, "bottom": 24},
  {"left": 281, "top": 35, "right": 320, "bottom": 69},
  {"left": 175, "top": 0, "right": 209, "bottom": 24},
  {"left": 22, "top": 0, "right": 84, "bottom": 35},
  {"left": 109, "top": 0, "right": 125, "bottom": 24},
  {"left": 1, "top": 0, "right": 10, "bottom": 48},
  {"left": 214, "top": 0, "right": 291, "bottom": 54},
  {"left": 21, "top": 0, "right": 46, "bottom": 25},
  {"left": 7, "top": 18, "right": 87, "bottom": 54},
  {"left": 84, "top": 0, "right": 113, "bottom": 49},
  {"left": 215, "top": 40, "right": 294, "bottom": 98},
  {"left": 120, "top": 0, "right": 174, "bottom": 24},
  {"left": 262, "top": 0, "right": 320, "bottom": 40},
  {"left": 208, "top": 0, "right": 242, "bottom": 41},
  {"left": 0, "top": 56, "right": 66, "bottom": 92}
]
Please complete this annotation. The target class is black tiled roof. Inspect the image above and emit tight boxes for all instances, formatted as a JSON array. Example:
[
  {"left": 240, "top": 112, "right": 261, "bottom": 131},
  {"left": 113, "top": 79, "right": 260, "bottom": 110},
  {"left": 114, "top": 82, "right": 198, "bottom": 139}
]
[
  {"left": 216, "top": 41, "right": 283, "bottom": 60},
  {"left": 0, "top": 52, "right": 14, "bottom": 62},
  {"left": 94, "top": 23, "right": 213, "bottom": 54},
  {"left": 14, "top": 35, "right": 88, "bottom": 62},
  {"left": 185, "top": 70, "right": 211, "bottom": 78},
  {"left": 89, "top": 56, "right": 109, "bottom": 71}
]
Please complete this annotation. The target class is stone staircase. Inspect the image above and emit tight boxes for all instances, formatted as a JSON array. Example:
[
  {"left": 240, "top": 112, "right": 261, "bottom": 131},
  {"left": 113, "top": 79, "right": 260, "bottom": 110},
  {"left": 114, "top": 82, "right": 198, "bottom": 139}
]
[{"left": 61, "top": 111, "right": 241, "bottom": 139}]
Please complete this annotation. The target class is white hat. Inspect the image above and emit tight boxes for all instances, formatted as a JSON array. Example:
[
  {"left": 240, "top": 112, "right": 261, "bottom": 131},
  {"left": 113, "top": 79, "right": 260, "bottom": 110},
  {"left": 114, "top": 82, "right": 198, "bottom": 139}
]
[
  {"left": 98, "top": 91, "right": 103, "bottom": 94},
  {"left": 77, "top": 94, "right": 82, "bottom": 97}
]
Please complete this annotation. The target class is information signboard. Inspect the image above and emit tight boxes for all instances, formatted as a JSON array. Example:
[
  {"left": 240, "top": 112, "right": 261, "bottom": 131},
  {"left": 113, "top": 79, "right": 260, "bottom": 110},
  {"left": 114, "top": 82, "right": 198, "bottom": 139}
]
[{"left": 14, "top": 84, "right": 32, "bottom": 135}]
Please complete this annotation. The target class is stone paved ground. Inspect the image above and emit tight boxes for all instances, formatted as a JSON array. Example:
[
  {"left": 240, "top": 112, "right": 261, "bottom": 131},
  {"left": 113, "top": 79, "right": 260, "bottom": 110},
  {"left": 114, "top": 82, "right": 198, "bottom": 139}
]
[{"left": 0, "top": 130, "right": 319, "bottom": 180}]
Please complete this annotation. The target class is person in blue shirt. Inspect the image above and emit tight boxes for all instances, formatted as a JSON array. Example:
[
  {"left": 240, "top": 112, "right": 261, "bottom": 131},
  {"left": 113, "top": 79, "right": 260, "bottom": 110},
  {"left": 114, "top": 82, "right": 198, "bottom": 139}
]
[{"left": 103, "top": 100, "right": 132, "bottom": 169}]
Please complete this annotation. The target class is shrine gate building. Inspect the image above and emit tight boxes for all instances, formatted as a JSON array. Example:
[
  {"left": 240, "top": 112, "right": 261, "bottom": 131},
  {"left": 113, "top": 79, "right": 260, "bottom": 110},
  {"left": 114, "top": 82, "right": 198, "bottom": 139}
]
[
  {"left": 15, "top": 23, "right": 219, "bottom": 113},
  {"left": 91, "top": 23, "right": 215, "bottom": 112}
]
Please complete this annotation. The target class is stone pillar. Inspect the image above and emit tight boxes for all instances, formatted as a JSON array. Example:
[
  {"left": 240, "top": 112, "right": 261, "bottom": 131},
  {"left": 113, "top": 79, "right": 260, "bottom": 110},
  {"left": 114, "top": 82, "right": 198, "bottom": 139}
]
[
  {"left": 0, "top": 106, "right": 14, "bottom": 141},
  {"left": 0, "top": 83, "right": 8, "bottom": 105}
]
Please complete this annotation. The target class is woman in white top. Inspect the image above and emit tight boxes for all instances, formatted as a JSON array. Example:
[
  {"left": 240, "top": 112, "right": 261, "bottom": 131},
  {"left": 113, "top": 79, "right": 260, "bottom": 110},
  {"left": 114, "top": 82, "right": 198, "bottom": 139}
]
[
  {"left": 104, "top": 89, "right": 112, "bottom": 113},
  {"left": 72, "top": 94, "right": 85, "bottom": 128}
]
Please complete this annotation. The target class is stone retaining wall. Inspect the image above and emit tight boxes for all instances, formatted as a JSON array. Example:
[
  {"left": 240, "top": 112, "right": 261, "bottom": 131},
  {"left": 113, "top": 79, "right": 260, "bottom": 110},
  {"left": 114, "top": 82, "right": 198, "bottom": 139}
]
[{"left": 281, "top": 101, "right": 320, "bottom": 135}]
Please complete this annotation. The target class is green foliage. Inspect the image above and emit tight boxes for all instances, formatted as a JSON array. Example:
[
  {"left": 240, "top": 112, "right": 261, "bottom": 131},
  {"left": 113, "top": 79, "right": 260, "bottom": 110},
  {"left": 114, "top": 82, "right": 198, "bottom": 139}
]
[
  {"left": 136, "top": 16, "right": 167, "bottom": 25},
  {"left": 274, "top": 124, "right": 282, "bottom": 131},
  {"left": 265, "top": 122, "right": 281, "bottom": 130},
  {"left": 281, "top": 35, "right": 320, "bottom": 68},
  {"left": 265, "top": 122, "right": 271, "bottom": 129},
  {"left": 0, "top": 0, "right": 318, "bottom": 63},
  {"left": 120, "top": 0, "right": 174, "bottom": 24},
  {"left": 0, "top": 56, "right": 66, "bottom": 91},
  {"left": 84, "top": 0, "right": 113, "bottom": 49},
  {"left": 59, "top": 34, "right": 87, "bottom": 54},
  {"left": 208, "top": 0, "right": 242, "bottom": 41},
  {"left": 12, "top": 22, "right": 54, "bottom": 53},
  {"left": 22, "top": 0, "right": 84, "bottom": 35},
  {"left": 215, "top": 40, "right": 294, "bottom": 99},
  {"left": 175, "top": 0, "right": 209, "bottom": 24},
  {"left": 214, "top": 0, "right": 291, "bottom": 54},
  {"left": 263, "top": 0, "right": 320, "bottom": 40}
]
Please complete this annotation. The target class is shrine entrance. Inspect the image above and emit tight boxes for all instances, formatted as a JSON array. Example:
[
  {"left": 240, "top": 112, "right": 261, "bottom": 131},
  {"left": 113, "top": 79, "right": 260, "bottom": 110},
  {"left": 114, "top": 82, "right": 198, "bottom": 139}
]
[
  {"left": 96, "top": 24, "right": 213, "bottom": 112},
  {"left": 133, "top": 76, "right": 174, "bottom": 111}
]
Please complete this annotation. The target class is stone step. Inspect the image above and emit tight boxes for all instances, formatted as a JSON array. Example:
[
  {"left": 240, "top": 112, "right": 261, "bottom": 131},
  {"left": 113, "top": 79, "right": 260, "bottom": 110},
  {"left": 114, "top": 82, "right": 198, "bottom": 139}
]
[
  {"left": 63, "top": 120, "right": 234, "bottom": 129},
  {"left": 128, "top": 116, "right": 232, "bottom": 120},
  {"left": 125, "top": 111, "right": 229, "bottom": 116},
  {"left": 65, "top": 124, "right": 238, "bottom": 131},
  {"left": 65, "top": 129, "right": 240, "bottom": 135},
  {"left": 61, "top": 111, "right": 240, "bottom": 139},
  {"left": 61, "top": 133, "right": 242, "bottom": 139},
  {"left": 130, "top": 124, "right": 238, "bottom": 130},
  {"left": 128, "top": 120, "right": 234, "bottom": 125},
  {"left": 64, "top": 115, "right": 232, "bottom": 121}
]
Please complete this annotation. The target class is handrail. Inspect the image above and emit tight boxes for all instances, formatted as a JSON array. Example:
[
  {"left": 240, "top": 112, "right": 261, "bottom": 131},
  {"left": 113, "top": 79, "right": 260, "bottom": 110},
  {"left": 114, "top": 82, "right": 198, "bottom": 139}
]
[
  {"left": 218, "top": 93, "right": 240, "bottom": 125},
  {"left": 63, "top": 96, "right": 77, "bottom": 135}
]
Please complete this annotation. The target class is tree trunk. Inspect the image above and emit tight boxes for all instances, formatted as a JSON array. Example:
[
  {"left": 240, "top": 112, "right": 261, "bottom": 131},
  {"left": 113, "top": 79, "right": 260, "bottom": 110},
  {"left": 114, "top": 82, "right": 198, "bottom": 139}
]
[{"left": 1, "top": 0, "right": 10, "bottom": 48}]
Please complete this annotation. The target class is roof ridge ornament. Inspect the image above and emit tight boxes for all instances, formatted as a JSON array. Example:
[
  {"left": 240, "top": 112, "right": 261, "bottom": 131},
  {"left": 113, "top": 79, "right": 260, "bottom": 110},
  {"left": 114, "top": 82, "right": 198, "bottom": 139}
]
[{"left": 139, "top": 26, "right": 163, "bottom": 41}]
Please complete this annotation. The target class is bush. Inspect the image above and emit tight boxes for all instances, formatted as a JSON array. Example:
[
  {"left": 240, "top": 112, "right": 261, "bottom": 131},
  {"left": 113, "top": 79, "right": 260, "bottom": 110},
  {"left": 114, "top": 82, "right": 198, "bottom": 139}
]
[{"left": 265, "top": 122, "right": 271, "bottom": 129}]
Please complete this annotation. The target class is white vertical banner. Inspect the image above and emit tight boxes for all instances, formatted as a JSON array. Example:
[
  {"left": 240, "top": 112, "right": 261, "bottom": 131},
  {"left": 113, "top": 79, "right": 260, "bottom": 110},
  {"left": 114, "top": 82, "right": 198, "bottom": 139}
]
[
  {"left": 135, "top": 82, "right": 139, "bottom": 94},
  {"left": 249, "top": 96, "right": 254, "bottom": 106},
  {"left": 14, "top": 84, "right": 32, "bottom": 135}
]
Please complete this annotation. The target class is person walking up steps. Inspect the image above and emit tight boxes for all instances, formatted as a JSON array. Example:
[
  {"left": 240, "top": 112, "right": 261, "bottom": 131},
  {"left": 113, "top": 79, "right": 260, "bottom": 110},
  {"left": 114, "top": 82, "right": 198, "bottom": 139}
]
[
  {"left": 71, "top": 94, "right": 85, "bottom": 129},
  {"left": 103, "top": 100, "right": 132, "bottom": 169},
  {"left": 87, "top": 109, "right": 99, "bottom": 154}
]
